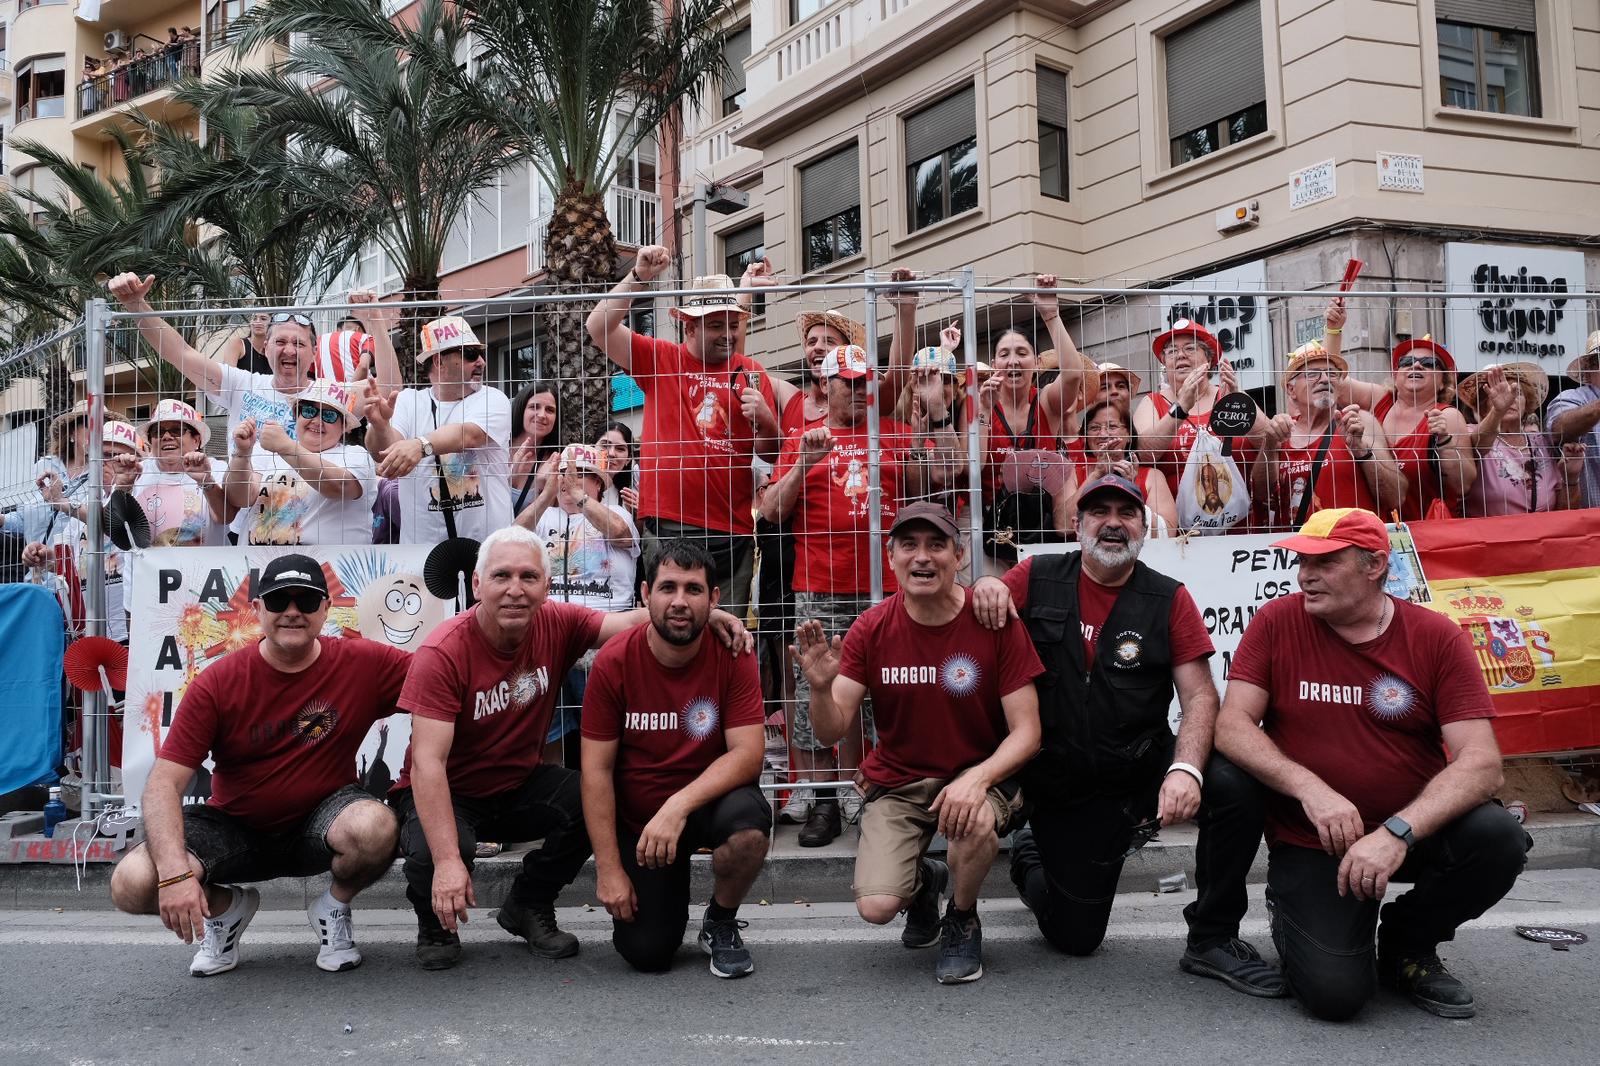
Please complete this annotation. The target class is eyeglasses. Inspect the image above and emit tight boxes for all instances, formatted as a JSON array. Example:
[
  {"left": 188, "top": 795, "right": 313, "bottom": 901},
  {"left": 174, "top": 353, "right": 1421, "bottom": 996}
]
[
  {"left": 153, "top": 422, "right": 191, "bottom": 437},
  {"left": 270, "top": 312, "right": 315, "bottom": 329},
  {"left": 1163, "top": 343, "right": 1205, "bottom": 357},
  {"left": 297, "top": 401, "right": 342, "bottom": 424},
  {"left": 1397, "top": 355, "right": 1442, "bottom": 371},
  {"left": 260, "top": 588, "right": 326, "bottom": 614},
  {"left": 1292, "top": 367, "right": 1341, "bottom": 382}
]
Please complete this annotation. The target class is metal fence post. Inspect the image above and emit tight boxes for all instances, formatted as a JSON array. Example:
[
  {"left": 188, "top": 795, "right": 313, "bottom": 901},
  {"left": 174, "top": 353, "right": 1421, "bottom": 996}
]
[
  {"left": 959, "top": 268, "right": 984, "bottom": 578},
  {"left": 864, "top": 271, "right": 884, "bottom": 603},
  {"left": 82, "top": 300, "right": 109, "bottom": 820}
]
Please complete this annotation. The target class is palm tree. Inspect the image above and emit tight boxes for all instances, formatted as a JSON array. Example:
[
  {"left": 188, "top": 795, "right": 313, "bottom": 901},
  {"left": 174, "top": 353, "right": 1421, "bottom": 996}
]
[
  {"left": 199, "top": 0, "right": 520, "bottom": 380},
  {"left": 447, "top": 0, "right": 733, "bottom": 442},
  {"left": 137, "top": 103, "right": 365, "bottom": 304}
]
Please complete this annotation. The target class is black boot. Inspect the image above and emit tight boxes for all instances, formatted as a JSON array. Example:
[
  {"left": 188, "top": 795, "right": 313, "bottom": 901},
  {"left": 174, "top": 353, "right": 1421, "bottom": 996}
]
[{"left": 798, "top": 798, "right": 842, "bottom": 847}]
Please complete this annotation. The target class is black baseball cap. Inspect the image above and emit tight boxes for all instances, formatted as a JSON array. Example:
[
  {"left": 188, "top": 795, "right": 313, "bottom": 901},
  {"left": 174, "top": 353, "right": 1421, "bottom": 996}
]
[
  {"left": 253, "top": 554, "right": 330, "bottom": 600},
  {"left": 889, "top": 501, "right": 962, "bottom": 539},
  {"left": 1077, "top": 473, "right": 1146, "bottom": 510}
]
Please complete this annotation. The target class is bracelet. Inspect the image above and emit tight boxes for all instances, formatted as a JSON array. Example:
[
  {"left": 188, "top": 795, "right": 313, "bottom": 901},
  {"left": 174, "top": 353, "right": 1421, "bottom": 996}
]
[
  {"left": 1325, "top": 327, "right": 1342, "bottom": 335},
  {"left": 1354, "top": 449, "right": 1374, "bottom": 462},
  {"left": 1167, "top": 762, "right": 1204, "bottom": 788},
  {"left": 157, "top": 869, "right": 194, "bottom": 890},
  {"left": 1168, "top": 404, "right": 1188, "bottom": 422}
]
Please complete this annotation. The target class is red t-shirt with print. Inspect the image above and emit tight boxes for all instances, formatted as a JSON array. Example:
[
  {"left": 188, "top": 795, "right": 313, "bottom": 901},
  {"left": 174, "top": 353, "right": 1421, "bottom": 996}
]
[
  {"left": 394, "top": 602, "right": 603, "bottom": 798},
  {"left": 840, "top": 587, "right": 1044, "bottom": 787},
  {"left": 1227, "top": 593, "right": 1494, "bottom": 850},
  {"left": 1002, "top": 555, "right": 1214, "bottom": 664},
  {"left": 159, "top": 636, "right": 411, "bottom": 833},
  {"left": 630, "top": 334, "right": 779, "bottom": 536},
  {"left": 772, "top": 419, "right": 914, "bottom": 595},
  {"left": 581, "top": 624, "right": 765, "bottom": 835}
]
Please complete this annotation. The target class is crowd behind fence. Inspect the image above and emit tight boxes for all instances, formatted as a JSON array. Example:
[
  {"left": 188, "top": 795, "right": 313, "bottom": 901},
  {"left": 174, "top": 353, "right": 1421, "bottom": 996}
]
[{"left": 3, "top": 270, "right": 1598, "bottom": 837}]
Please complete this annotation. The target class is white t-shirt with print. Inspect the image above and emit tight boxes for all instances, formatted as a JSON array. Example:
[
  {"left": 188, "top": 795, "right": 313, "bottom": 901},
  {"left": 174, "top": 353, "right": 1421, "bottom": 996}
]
[
  {"left": 206, "top": 363, "right": 303, "bottom": 539},
  {"left": 389, "top": 384, "right": 512, "bottom": 543},
  {"left": 130, "top": 458, "right": 230, "bottom": 547},
  {"left": 242, "top": 444, "right": 377, "bottom": 546},
  {"left": 532, "top": 503, "right": 641, "bottom": 613}
]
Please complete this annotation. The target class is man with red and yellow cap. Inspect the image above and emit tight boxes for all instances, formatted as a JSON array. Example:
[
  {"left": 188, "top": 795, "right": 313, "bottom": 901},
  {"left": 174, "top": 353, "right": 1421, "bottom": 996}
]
[
  {"left": 1215, "top": 508, "right": 1527, "bottom": 1022},
  {"left": 761, "top": 344, "right": 925, "bottom": 846}
]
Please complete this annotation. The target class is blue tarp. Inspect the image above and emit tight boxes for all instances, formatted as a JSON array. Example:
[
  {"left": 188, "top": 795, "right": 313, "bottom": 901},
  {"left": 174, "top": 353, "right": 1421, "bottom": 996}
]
[{"left": 0, "top": 584, "right": 64, "bottom": 793}]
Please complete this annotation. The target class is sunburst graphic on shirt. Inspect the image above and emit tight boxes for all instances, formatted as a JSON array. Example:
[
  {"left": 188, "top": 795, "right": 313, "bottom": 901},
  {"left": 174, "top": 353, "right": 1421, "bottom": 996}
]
[
  {"left": 939, "top": 654, "right": 982, "bottom": 697},
  {"left": 681, "top": 697, "right": 720, "bottom": 741},
  {"left": 510, "top": 670, "right": 544, "bottom": 709},
  {"left": 1365, "top": 673, "right": 1418, "bottom": 722},
  {"left": 294, "top": 699, "right": 340, "bottom": 745}
]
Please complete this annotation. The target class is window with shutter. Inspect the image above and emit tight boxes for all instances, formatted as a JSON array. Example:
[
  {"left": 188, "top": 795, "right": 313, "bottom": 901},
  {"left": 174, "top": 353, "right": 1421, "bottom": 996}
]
[
  {"left": 1036, "top": 66, "right": 1069, "bottom": 201},
  {"left": 722, "top": 220, "right": 766, "bottom": 314},
  {"left": 722, "top": 27, "right": 751, "bottom": 117},
  {"left": 904, "top": 85, "right": 979, "bottom": 232},
  {"left": 800, "top": 145, "right": 861, "bottom": 272},
  {"left": 1163, "top": 0, "right": 1268, "bottom": 167}
]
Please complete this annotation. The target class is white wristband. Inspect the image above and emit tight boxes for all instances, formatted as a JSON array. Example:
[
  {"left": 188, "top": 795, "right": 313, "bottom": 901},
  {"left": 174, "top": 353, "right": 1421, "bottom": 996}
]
[{"left": 1167, "top": 762, "right": 1204, "bottom": 788}]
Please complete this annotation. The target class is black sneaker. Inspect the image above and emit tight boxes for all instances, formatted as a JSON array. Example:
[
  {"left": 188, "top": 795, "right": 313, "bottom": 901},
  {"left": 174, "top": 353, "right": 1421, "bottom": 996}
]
[
  {"left": 901, "top": 858, "right": 949, "bottom": 949},
  {"left": 934, "top": 903, "right": 983, "bottom": 984},
  {"left": 1180, "top": 937, "right": 1288, "bottom": 998},
  {"left": 698, "top": 916, "right": 754, "bottom": 979},
  {"left": 797, "top": 799, "right": 842, "bottom": 848},
  {"left": 1380, "top": 950, "right": 1476, "bottom": 1018},
  {"left": 496, "top": 899, "right": 579, "bottom": 959},
  {"left": 415, "top": 927, "right": 461, "bottom": 971}
]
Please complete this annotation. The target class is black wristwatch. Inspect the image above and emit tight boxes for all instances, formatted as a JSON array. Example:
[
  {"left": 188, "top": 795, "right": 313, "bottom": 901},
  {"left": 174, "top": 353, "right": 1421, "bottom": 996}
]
[
  {"left": 1382, "top": 815, "right": 1415, "bottom": 850},
  {"left": 1168, "top": 404, "right": 1189, "bottom": 422}
]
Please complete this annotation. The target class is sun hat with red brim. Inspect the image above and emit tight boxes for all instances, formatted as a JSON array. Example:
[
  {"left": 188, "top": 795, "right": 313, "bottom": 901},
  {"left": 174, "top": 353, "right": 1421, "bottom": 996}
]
[
  {"left": 1271, "top": 507, "right": 1389, "bottom": 556},
  {"left": 1391, "top": 336, "right": 1456, "bottom": 373},
  {"left": 1152, "top": 319, "right": 1222, "bottom": 367}
]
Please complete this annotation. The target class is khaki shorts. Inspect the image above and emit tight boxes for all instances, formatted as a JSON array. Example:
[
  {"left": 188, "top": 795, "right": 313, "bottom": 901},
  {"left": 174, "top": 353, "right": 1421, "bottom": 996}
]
[{"left": 851, "top": 776, "right": 1022, "bottom": 901}]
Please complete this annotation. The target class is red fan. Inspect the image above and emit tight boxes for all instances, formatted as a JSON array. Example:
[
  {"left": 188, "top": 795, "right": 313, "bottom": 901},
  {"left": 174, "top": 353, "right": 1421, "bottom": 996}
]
[
  {"left": 1339, "top": 258, "right": 1364, "bottom": 292},
  {"left": 65, "top": 636, "right": 128, "bottom": 693}
]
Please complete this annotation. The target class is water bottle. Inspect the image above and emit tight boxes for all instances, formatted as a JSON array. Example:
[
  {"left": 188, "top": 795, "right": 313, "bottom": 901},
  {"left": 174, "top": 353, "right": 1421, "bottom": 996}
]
[{"left": 42, "top": 787, "right": 68, "bottom": 839}]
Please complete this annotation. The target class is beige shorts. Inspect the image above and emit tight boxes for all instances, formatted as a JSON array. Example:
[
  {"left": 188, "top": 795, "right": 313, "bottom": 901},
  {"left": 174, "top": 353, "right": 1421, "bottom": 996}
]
[{"left": 851, "top": 776, "right": 1022, "bottom": 901}]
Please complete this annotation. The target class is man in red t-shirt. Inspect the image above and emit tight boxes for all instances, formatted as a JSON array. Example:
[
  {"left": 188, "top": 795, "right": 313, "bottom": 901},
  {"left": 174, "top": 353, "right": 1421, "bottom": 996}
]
[
  {"left": 586, "top": 246, "right": 783, "bottom": 624},
  {"left": 394, "top": 526, "right": 752, "bottom": 971},
  {"left": 1253, "top": 342, "right": 1405, "bottom": 528},
  {"left": 581, "top": 541, "right": 771, "bottom": 979},
  {"left": 971, "top": 473, "right": 1282, "bottom": 996},
  {"left": 796, "top": 502, "right": 1041, "bottom": 985},
  {"left": 1217, "top": 508, "right": 1527, "bottom": 1021},
  {"left": 109, "top": 554, "right": 410, "bottom": 978},
  {"left": 762, "top": 343, "right": 927, "bottom": 847}
]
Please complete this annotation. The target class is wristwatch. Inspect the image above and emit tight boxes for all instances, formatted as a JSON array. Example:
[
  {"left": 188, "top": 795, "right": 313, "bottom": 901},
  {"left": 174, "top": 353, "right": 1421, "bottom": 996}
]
[
  {"left": 415, "top": 436, "right": 435, "bottom": 459},
  {"left": 1382, "top": 815, "right": 1415, "bottom": 850}
]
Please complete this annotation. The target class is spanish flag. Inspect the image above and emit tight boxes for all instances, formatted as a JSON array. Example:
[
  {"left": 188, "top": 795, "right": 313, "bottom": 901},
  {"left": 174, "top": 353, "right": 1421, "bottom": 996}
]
[{"left": 1410, "top": 509, "right": 1600, "bottom": 756}]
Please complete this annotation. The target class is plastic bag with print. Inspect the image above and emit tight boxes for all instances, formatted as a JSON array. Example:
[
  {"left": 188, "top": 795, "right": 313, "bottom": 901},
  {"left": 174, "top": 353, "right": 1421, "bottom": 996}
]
[{"left": 1175, "top": 428, "right": 1249, "bottom": 533}]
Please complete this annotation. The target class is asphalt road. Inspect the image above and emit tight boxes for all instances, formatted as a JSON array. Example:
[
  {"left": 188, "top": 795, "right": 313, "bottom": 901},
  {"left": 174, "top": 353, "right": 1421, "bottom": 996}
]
[{"left": 3, "top": 870, "right": 1596, "bottom": 1066}]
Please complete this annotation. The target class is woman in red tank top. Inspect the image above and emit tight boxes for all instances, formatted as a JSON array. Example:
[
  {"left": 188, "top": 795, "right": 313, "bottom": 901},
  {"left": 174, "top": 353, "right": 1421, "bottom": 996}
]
[{"left": 1060, "top": 399, "right": 1179, "bottom": 535}]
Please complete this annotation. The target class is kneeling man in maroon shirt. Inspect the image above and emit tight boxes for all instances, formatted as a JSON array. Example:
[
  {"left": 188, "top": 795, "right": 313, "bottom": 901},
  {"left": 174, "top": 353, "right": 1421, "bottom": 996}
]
[
  {"left": 796, "top": 502, "right": 1042, "bottom": 985},
  {"left": 582, "top": 539, "right": 771, "bottom": 978},
  {"left": 110, "top": 554, "right": 412, "bottom": 977}
]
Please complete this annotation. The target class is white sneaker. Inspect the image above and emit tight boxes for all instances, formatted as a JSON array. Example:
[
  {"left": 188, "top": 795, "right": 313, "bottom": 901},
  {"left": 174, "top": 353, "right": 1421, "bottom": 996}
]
[
  {"left": 189, "top": 886, "right": 260, "bottom": 977},
  {"left": 308, "top": 889, "right": 363, "bottom": 972},
  {"left": 777, "top": 781, "right": 813, "bottom": 824},
  {"left": 840, "top": 788, "right": 864, "bottom": 826}
]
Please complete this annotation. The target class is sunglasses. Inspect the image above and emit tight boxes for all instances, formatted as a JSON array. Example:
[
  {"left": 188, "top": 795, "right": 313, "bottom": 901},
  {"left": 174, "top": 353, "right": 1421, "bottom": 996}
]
[
  {"left": 1397, "top": 355, "right": 1442, "bottom": 371},
  {"left": 297, "top": 401, "right": 342, "bottom": 424},
  {"left": 260, "top": 588, "right": 326, "bottom": 614},
  {"left": 153, "top": 422, "right": 193, "bottom": 437},
  {"left": 271, "top": 312, "right": 315, "bottom": 329}
]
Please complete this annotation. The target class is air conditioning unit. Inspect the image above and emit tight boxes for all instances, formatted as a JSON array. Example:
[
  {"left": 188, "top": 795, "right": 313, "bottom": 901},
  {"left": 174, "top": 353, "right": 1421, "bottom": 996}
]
[{"left": 104, "top": 29, "right": 130, "bottom": 53}]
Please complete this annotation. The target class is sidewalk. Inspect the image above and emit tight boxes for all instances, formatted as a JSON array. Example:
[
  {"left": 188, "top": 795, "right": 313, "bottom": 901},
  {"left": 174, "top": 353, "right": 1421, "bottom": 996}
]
[{"left": 2, "top": 812, "right": 1595, "bottom": 911}]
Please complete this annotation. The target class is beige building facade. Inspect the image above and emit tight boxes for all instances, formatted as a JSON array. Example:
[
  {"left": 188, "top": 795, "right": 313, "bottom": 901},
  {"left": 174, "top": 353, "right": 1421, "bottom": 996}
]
[{"left": 676, "top": 0, "right": 1600, "bottom": 405}]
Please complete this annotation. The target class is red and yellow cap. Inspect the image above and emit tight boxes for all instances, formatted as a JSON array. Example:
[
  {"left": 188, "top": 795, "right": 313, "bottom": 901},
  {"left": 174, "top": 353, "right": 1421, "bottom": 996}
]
[{"left": 1271, "top": 507, "right": 1388, "bottom": 556}]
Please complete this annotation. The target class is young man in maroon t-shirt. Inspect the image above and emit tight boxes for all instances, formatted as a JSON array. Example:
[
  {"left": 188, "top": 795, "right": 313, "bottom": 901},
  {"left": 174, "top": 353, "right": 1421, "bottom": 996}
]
[
  {"left": 970, "top": 472, "right": 1283, "bottom": 996},
  {"left": 762, "top": 343, "right": 926, "bottom": 847},
  {"left": 394, "top": 525, "right": 752, "bottom": 971},
  {"left": 585, "top": 245, "right": 783, "bottom": 625},
  {"left": 109, "top": 554, "right": 410, "bottom": 978},
  {"left": 1217, "top": 507, "right": 1527, "bottom": 1021},
  {"left": 582, "top": 541, "right": 771, "bottom": 979},
  {"left": 796, "top": 502, "right": 1041, "bottom": 985}
]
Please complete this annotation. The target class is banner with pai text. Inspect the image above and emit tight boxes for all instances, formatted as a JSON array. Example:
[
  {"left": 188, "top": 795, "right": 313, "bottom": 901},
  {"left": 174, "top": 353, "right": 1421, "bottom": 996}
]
[
  {"left": 1408, "top": 508, "right": 1600, "bottom": 756},
  {"left": 122, "top": 546, "right": 459, "bottom": 817}
]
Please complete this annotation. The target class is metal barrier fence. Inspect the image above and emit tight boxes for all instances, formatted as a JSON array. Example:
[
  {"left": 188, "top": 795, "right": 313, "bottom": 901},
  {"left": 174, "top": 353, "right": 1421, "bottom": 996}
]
[{"left": 4, "top": 274, "right": 1597, "bottom": 823}]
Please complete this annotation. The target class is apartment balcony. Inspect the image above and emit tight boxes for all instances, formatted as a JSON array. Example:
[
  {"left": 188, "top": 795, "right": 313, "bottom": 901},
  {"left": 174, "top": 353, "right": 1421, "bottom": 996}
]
[
  {"left": 686, "top": 111, "right": 760, "bottom": 183},
  {"left": 72, "top": 45, "right": 200, "bottom": 136},
  {"left": 527, "top": 186, "right": 660, "bottom": 277},
  {"left": 0, "top": 61, "right": 13, "bottom": 110}
]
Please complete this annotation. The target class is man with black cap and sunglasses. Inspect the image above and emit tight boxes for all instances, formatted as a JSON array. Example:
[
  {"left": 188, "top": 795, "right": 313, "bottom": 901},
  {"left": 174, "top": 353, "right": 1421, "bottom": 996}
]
[
  {"left": 108, "top": 554, "right": 412, "bottom": 978},
  {"left": 971, "top": 473, "right": 1284, "bottom": 997}
]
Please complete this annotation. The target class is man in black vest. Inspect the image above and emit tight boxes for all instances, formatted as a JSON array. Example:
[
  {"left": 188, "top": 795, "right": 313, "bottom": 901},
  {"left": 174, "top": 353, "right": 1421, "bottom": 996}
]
[{"left": 972, "top": 473, "right": 1284, "bottom": 996}]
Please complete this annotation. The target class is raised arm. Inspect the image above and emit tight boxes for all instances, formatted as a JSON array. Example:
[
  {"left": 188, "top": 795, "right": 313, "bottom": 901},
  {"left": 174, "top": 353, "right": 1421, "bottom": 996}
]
[
  {"left": 585, "top": 245, "right": 672, "bottom": 373},
  {"left": 1033, "top": 275, "right": 1092, "bottom": 423},
  {"left": 794, "top": 620, "right": 865, "bottom": 747},
  {"left": 881, "top": 267, "right": 921, "bottom": 404},
  {"left": 107, "top": 273, "right": 225, "bottom": 395},
  {"left": 350, "top": 290, "right": 403, "bottom": 392},
  {"left": 222, "top": 419, "right": 261, "bottom": 511}
]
